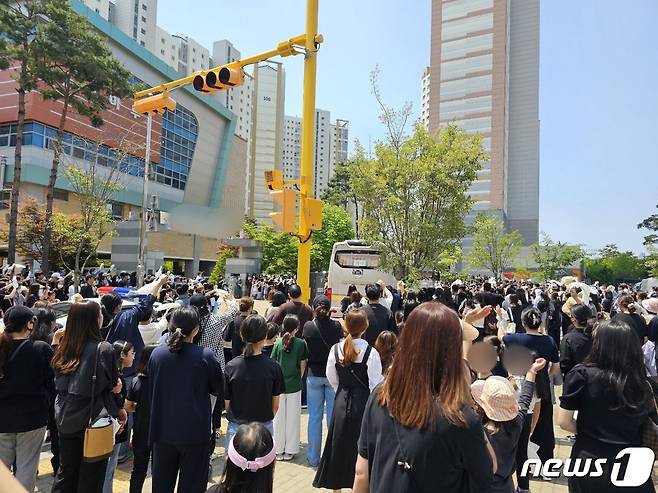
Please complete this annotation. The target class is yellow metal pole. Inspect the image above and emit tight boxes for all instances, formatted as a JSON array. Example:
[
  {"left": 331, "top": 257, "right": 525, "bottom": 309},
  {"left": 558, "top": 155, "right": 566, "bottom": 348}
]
[{"left": 296, "top": 0, "right": 319, "bottom": 303}]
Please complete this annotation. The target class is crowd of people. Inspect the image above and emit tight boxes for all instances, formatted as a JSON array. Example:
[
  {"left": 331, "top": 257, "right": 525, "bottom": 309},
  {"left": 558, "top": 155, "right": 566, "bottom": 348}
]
[{"left": 0, "top": 263, "right": 657, "bottom": 492}]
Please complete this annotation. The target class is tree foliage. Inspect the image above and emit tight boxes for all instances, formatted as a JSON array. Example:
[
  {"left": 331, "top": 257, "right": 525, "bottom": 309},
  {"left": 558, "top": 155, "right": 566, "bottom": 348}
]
[
  {"left": 34, "top": 0, "right": 134, "bottom": 272},
  {"left": 209, "top": 243, "right": 238, "bottom": 284},
  {"left": 583, "top": 244, "right": 648, "bottom": 284},
  {"left": 638, "top": 204, "right": 658, "bottom": 246},
  {"left": 321, "top": 151, "right": 364, "bottom": 237},
  {"left": 466, "top": 214, "right": 522, "bottom": 278},
  {"left": 351, "top": 123, "right": 484, "bottom": 279},
  {"left": 311, "top": 203, "right": 354, "bottom": 271},
  {"left": 530, "top": 234, "right": 584, "bottom": 280}
]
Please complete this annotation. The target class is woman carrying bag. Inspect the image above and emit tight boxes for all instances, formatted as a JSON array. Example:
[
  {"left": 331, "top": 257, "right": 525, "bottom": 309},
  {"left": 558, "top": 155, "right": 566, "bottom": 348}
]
[{"left": 51, "top": 302, "right": 123, "bottom": 493}]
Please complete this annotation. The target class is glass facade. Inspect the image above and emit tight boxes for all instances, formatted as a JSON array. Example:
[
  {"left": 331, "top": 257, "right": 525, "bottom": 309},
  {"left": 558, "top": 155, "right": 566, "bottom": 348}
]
[
  {"left": 442, "top": 0, "right": 493, "bottom": 21},
  {"left": 0, "top": 104, "right": 198, "bottom": 191}
]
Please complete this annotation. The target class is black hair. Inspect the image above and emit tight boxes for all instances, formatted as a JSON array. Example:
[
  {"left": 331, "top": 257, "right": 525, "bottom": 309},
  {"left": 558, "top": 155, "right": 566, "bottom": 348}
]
[
  {"left": 365, "top": 284, "right": 381, "bottom": 301},
  {"left": 521, "top": 306, "right": 542, "bottom": 331},
  {"left": 85, "top": 274, "right": 95, "bottom": 281},
  {"left": 586, "top": 320, "right": 652, "bottom": 414},
  {"left": 271, "top": 291, "right": 286, "bottom": 308},
  {"left": 240, "top": 315, "right": 267, "bottom": 357},
  {"left": 136, "top": 344, "right": 157, "bottom": 376},
  {"left": 215, "top": 422, "right": 275, "bottom": 493},
  {"left": 175, "top": 284, "right": 189, "bottom": 296},
  {"left": 31, "top": 308, "right": 56, "bottom": 343},
  {"left": 571, "top": 304, "right": 595, "bottom": 336},
  {"left": 265, "top": 322, "right": 280, "bottom": 340},
  {"left": 288, "top": 284, "right": 302, "bottom": 299},
  {"left": 167, "top": 306, "right": 200, "bottom": 353},
  {"left": 281, "top": 314, "right": 300, "bottom": 353},
  {"left": 112, "top": 340, "right": 134, "bottom": 370},
  {"left": 515, "top": 288, "right": 528, "bottom": 305},
  {"left": 100, "top": 292, "right": 122, "bottom": 328},
  {"left": 189, "top": 293, "right": 210, "bottom": 318},
  {"left": 406, "top": 290, "right": 417, "bottom": 302},
  {"left": 483, "top": 282, "right": 492, "bottom": 292},
  {"left": 0, "top": 306, "right": 36, "bottom": 379}
]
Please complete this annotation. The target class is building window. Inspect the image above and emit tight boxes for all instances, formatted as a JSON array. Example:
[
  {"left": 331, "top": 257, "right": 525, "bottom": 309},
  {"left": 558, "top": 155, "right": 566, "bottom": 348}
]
[
  {"left": 53, "top": 189, "right": 69, "bottom": 201},
  {"left": 140, "top": 40, "right": 145, "bottom": 46},
  {"left": 109, "top": 202, "right": 123, "bottom": 219},
  {"left": 140, "top": 28, "right": 146, "bottom": 34},
  {"left": 141, "top": 16, "right": 146, "bottom": 22},
  {"left": 160, "top": 49, "right": 165, "bottom": 55},
  {"left": 142, "top": 3, "right": 147, "bottom": 10}
]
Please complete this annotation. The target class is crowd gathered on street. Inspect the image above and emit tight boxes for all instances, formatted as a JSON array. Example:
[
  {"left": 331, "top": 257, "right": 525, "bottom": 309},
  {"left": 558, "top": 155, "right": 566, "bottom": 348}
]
[{"left": 0, "top": 262, "right": 657, "bottom": 492}]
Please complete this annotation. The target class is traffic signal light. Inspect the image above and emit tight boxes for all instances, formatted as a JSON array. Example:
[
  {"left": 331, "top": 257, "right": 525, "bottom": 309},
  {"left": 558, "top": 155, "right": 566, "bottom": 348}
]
[
  {"left": 193, "top": 72, "right": 217, "bottom": 93},
  {"left": 193, "top": 64, "right": 245, "bottom": 93},
  {"left": 304, "top": 198, "right": 323, "bottom": 230},
  {"left": 264, "top": 169, "right": 284, "bottom": 191},
  {"left": 270, "top": 188, "right": 296, "bottom": 233},
  {"left": 132, "top": 92, "right": 176, "bottom": 116},
  {"left": 218, "top": 66, "right": 244, "bottom": 87}
]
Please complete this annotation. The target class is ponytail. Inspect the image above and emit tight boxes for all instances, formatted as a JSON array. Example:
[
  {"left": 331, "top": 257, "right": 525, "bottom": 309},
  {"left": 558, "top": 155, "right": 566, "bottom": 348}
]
[
  {"left": 521, "top": 306, "right": 542, "bottom": 331},
  {"left": 167, "top": 306, "right": 200, "bottom": 353},
  {"left": 571, "top": 304, "right": 595, "bottom": 336},
  {"left": 240, "top": 315, "right": 267, "bottom": 357},
  {"left": 341, "top": 310, "right": 369, "bottom": 367},
  {"left": 618, "top": 294, "right": 636, "bottom": 314},
  {"left": 281, "top": 314, "right": 300, "bottom": 353}
]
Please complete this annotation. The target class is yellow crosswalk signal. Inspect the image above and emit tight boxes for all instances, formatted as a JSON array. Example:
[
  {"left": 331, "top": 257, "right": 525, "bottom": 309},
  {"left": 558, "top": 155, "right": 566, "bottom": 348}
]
[
  {"left": 132, "top": 92, "right": 176, "bottom": 116},
  {"left": 270, "top": 189, "right": 296, "bottom": 233},
  {"left": 304, "top": 198, "right": 323, "bottom": 231},
  {"left": 264, "top": 169, "right": 284, "bottom": 191}
]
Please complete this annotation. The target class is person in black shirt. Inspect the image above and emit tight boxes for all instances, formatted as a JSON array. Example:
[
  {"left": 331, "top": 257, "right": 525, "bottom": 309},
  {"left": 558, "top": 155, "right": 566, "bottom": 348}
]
[
  {"left": 79, "top": 274, "right": 97, "bottom": 299},
  {"left": 402, "top": 290, "right": 419, "bottom": 321},
  {"left": 0, "top": 306, "right": 54, "bottom": 493},
  {"left": 149, "top": 307, "right": 223, "bottom": 493},
  {"left": 613, "top": 294, "right": 648, "bottom": 345},
  {"left": 361, "top": 283, "right": 396, "bottom": 345},
  {"left": 223, "top": 298, "right": 254, "bottom": 362},
  {"left": 354, "top": 302, "right": 494, "bottom": 493},
  {"left": 559, "top": 319, "right": 657, "bottom": 493},
  {"left": 125, "top": 345, "right": 156, "bottom": 493},
  {"left": 560, "top": 304, "right": 594, "bottom": 378},
  {"left": 301, "top": 295, "right": 342, "bottom": 467},
  {"left": 224, "top": 315, "right": 284, "bottom": 451}
]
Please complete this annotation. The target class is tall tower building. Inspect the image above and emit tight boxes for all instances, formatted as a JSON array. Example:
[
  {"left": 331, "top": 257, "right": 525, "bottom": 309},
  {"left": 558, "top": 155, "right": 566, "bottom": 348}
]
[
  {"left": 420, "top": 66, "right": 431, "bottom": 130},
  {"left": 154, "top": 28, "right": 211, "bottom": 76},
  {"left": 110, "top": 0, "right": 158, "bottom": 51},
  {"left": 248, "top": 62, "right": 286, "bottom": 223},
  {"left": 281, "top": 111, "right": 348, "bottom": 199},
  {"left": 428, "top": 0, "right": 539, "bottom": 244}
]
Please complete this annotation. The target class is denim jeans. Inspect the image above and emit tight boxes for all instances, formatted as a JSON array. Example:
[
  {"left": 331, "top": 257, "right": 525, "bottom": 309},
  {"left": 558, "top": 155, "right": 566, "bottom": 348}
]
[
  {"left": 306, "top": 376, "right": 335, "bottom": 467},
  {"left": 102, "top": 442, "right": 121, "bottom": 493},
  {"left": 118, "top": 375, "right": 134, "bottom": 460},
  {"left": 0, "top": 427, "right": 46, "bottom": 492},
  {"left": 225, "top": 420, "right": 273, "bottom": 453}
]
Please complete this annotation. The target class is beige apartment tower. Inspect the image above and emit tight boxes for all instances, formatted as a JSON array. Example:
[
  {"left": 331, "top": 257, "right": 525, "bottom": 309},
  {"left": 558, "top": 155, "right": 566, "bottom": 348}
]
[{"left": 428, "top": 0, "right": 539, "bottom": 244}]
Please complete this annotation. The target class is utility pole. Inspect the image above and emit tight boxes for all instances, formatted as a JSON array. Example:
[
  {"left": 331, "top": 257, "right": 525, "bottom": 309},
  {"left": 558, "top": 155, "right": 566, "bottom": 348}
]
[
  {"left": 136, "top": 115, "right": 152, "bottom": 287},
  {"left": 296, "top": 0, "right": 320, "bottom": 302}
]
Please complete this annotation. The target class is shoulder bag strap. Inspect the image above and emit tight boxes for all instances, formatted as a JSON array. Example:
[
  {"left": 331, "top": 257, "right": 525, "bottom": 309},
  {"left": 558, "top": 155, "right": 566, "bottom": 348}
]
[
  {"left": 88, "top": 342, "right": 103, "bottom": 426},
  {"left": 314, "top": 320, "right": 331, "bottom": 350},
  {"left": 390, "top": 414, "right": 425, "bottom": 492},
  {"left": 8, "top": 340, "right": 29, "bottom": 363}
]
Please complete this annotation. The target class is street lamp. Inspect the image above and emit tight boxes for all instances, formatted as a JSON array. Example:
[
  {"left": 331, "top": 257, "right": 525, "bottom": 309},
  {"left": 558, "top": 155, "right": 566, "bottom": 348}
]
[{"left": 136, "top": 115, "right": 152, "bottom": 288}]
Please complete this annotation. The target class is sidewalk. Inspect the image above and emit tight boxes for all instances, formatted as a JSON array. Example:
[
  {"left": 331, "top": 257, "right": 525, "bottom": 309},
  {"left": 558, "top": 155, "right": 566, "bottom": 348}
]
[{"left": 34, "top": 408, "right": 571, "bottom": 493}]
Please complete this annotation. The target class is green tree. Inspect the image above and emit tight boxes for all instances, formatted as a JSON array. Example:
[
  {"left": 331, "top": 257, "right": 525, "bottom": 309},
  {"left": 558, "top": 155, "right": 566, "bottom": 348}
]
[
  {"left": 583, "top": 244, "right": 648, "bottom": 283},
  {"left": 0, "top": 1, "right": 47, "bottom": 264},
  {"left": 34, "top": 0, "right": 133, "bottom": 272},
  {"left": 530, "top": 234, "right": 584, "bottom": 280},
  {"left": 209, "top": 243, "right": 238, "bottom": 284},
  {"left": 321, "top": 149, "right": 365, "bottom": 237},
  {"left": 645, "top": 245, "right": 658, "bottom": 279},
  {"left": 243, "top": 222, "right": 298, "bottom": 275},
  {"left": 638, "top": 204, "right": 658, "bottom": 245},
  {"left": 351, "top": 123, "right": 484, "bottom": 279},
  {"left": 466, "top": 214, "right": 522, "bottom": 278},
  {"left": 311, "top": 203, "right": 354, "bottom": 271}
]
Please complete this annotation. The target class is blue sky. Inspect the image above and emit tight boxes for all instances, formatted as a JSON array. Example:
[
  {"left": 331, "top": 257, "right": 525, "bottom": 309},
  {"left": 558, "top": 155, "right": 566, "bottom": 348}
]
[{"left": 157, "top": 0, "right": 658, "bottom": 254}]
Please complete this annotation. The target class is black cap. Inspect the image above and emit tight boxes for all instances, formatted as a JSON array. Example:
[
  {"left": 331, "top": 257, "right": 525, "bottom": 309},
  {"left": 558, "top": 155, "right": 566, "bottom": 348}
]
[
  {"left": 3, "top": 305, "right": 36, "bottom": 332},
  {"left": 313, "top": 295, "right": 330, "bottom": 309}
]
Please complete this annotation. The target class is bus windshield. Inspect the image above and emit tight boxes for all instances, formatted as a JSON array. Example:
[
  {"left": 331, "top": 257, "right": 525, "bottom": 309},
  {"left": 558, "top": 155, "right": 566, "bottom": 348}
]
[{"left": 334, "top": 250, "right": 381, "bottom": 269}]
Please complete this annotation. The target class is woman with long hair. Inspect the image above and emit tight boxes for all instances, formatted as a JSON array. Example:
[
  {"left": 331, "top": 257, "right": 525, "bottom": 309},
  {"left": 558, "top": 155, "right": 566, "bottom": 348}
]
[
  {"left": 0, "top": 306, "right": 54, "bottom": 492},
  {"left": 613, "top": 294, "right": 648, "bottom": 346},
  {"left": 148, "top": 306, "right": 223, "bottom": 493},
  {"left": 374, "top": 330, "right": 398, "bottom": 376},
  {"left": 302, "top": 295, "right": 343, "bottom": 468},
  {"left": 352, "top": 302, "right": 494, "bottom": 492},
  {"left": 51, "top": 302, "right": 122, "bottom": 493},
  {"left": 223, "top": 297, "right": 255, "bottom": 363},
  {"left": 560, "top": 304, "right": 595, "bottom": 378},
  {"left": 559, "top": 320, "right": 657, "bottom": 493},
  {"left": 313, "top": 309, "right": 383, "bottom": 491}
]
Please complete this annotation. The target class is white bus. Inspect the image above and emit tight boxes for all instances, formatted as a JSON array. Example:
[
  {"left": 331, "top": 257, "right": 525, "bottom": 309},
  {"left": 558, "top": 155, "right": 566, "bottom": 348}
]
[{"left": 326, "top": 240, "right": 396, "bottom": 308}]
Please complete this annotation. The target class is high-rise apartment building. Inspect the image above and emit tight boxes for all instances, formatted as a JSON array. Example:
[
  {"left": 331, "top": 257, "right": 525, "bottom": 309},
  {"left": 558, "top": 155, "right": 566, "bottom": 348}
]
[
  {"left": 154, "top": 27, "right": 210, "bottom": 76},
  {"left": 212, "top": 40, "right": 254, "bottom": 142},
  {"left": 420, "top": 66, "right": 431, "bottom": 130},
  {"left": 281, "top": 110, "right": 348, "bottom": 199},
  {"left": 82, "top": 0, "right": 111, "bottom": 19},
  {"left": 248, "top": 62, "right": 286, "bottom": 223},
  {"left": 428, "top": 0, "right": 539, "bottom": 244},
  {"left": 107, "top": 0, "right": 158, "bottom": 51}
]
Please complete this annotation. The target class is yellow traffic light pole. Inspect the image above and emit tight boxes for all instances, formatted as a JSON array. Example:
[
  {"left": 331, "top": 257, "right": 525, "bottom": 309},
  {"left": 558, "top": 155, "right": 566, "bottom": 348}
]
[
  {"left": 297, "top": 0, "right": 320, "bottom": 302},
  {"left": 133, "top": 0, "right": 322, "bottom": 302}
]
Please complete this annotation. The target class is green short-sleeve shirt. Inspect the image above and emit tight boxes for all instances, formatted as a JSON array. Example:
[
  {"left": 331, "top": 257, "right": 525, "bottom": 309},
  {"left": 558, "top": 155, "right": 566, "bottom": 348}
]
[{"left": 270, "top": 337, "right": 309, "bottom": 394}]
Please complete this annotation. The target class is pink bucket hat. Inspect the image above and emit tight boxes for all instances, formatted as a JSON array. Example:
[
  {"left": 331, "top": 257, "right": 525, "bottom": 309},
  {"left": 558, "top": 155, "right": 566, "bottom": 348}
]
[
  {"left": 471, "top": 376, "right": 519, "bottom": 422},
  {"left": 642, "top": 298, "right": 658, "bottom": 315}
]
